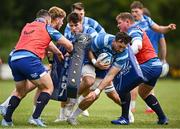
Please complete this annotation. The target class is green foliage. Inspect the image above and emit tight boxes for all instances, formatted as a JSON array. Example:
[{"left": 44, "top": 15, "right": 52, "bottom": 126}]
[
  {"left": 0, "top": 79, "right": 180, "bottom": 128},
  {"left": 0, "top": 28, "right": 19, "bottom": 62}
]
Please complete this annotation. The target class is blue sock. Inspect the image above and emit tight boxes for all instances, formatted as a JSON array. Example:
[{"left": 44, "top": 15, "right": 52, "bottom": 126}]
[
  {"left": 4, "top": 96, "right": 21, "bottom": 122},
  {"left": 144, "top": 94, "right": 166, "bottom": 119},
  {"left": 119, "top": 92, "right": 131, "bottom": 120},
  {"left": 32, "top": 92, "right": 50, "bottom": 119}
]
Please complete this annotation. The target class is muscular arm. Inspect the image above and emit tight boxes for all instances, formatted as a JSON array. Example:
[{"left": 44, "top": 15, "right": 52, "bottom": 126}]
[
  {"left": 79, "top": 66, "right": 120, "bottom": 111},
  {"left": 98, "top": 66, "right": 120, "bottom": 91},
  {"left": 57, "top": 36, "right": 73, "bottom": 53},
  {"left": 152, "top": 23, "right": 176, "bottom": 34},
  {"left": 46, "top": 41, "right": 64, "bottom": 61}
]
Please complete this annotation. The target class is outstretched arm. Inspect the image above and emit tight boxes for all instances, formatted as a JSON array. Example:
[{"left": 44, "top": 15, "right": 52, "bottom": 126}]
[{"left": 152, "top": 23, "right": 176, "bottom": 34}]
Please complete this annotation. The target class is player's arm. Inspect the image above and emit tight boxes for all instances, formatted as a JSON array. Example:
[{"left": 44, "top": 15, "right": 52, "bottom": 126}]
[
  {"left": 98, "top": 66, "right": 120, "bottom": 91},
  {"left": 47, "top": 25, "right": 73, "bottom": 53},
  {"left": 159, "top": 37, "right": 167, "bottom": 63},
  {"left": 46, "top": 41, "right": 64, "bottom": 61},
  {"left": 152, "top": 23, "right": 176, "bottom": 34},
  {"left": 86, "top": 66, "right": 120, "bottom": 100},
  {"left": 56, "top": 36, "right": 73, "bottom": 53},
  {"left": 88, "top": 50, "right": 110, "bottom": 70},
  {"left": 130, "top": 30, "right": 143, "bottom": 54}
]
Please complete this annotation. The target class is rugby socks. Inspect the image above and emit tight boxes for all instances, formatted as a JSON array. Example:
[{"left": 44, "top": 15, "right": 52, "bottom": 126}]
[
  {"left": 59, "top": 108, "right": 66, "bottom": 119},
  {"left": 144, "top": 94, "right": 166, "bottom": 119},
  {"left": 119, "top": 93, "right": 131, "bottom": 120},
  {"left": 32, "top": 92, "right": 50, "bottom": 119},
  {"left": 4, "top": 96, "right": 21, "bottom": 122},
  {"left": 130, "top": 100, "right": 136, "bottom": 111},
  {"left": 70, "top": 107, "right": 83, "bottom": 119},
  {"left": 1, "top": 96, "right": 12, "bottom": 107},
  {"left": 78, "top": 95, "right": 85, "bottom": 104}
]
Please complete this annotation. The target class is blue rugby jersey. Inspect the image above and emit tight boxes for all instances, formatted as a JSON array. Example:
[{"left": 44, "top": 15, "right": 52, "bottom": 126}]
[
  {"left": 134, "top": 15, "right": 164, "bottom": 54},
  {"left": 91, "top": 33, "right": 128, "bottom": 70},
  {"left": 64, "top": 16, "right": 105, "bottom": 37}
]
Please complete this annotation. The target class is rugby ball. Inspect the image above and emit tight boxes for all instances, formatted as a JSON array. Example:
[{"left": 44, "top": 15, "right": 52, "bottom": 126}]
[
  {"left": 97, "top": 52, "right": 112, "bottom": 65},
  {"left": 160, "top": 63, "right": 169, "bottom": 77}
]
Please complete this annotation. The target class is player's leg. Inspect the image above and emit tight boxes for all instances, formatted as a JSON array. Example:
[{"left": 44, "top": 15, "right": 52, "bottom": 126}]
[
  {"left": 67, "top": 64, "right": 96, "bottom": 125},
  {"left": 145, "top": 89, "right": 155, "bottom": 114},
  {"left": 138, "top": 83, "right": 168, "bottom": 124},
  {"left": 54, "top": 101, "right": 69, "bottom": 122},
  {"left": 105, "top": 86, "right": 134, "bottom": 123},
  {"left": 130, "top": 87, "right": 138, "bottom": 112},
  {"left": 0, "top": 81, "right": 36, "bottom": 105},
  {"left": 111, "top": 92, "right": 131, "bottom": 125},
  {"left": 138, "top": 59, "right": 168, "bottom": 125},
  {"left": 1, "top": 80, "right": 27, "bottom": 127}
]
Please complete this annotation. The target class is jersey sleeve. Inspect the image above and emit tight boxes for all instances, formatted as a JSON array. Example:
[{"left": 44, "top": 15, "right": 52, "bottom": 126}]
[
  {"left": 113, "top": 48, "right": 128, "bottom": 70},
  {"left": 46, "top": 25, "right": 62, "bottom": 42},
  {"left": 144, "top": 15, "right": 156, "bottom": 27},
  {"left": 87, "top": 27, "right": 98, "bottom": 38},
  {"left": 91, "top": 34, "right": 114, "bottom": 52},
  {"left": 128, "top": 27, "right": 143, "bottom": 44},
  {"left": 85, "top": 17, "right": 106, "bottom": 33}
]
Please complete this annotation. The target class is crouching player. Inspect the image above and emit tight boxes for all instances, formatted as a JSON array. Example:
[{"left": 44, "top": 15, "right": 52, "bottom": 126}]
[{"left": 66, "top": 32, "right": 132, "bottom": 125}]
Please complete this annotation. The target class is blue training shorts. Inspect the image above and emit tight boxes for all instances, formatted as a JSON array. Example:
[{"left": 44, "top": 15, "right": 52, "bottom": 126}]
[
  {"left": 140, "top": 58, "right": 162, "bottom": 87},
  {"left": 10, "top": 57, "right": 47, "bottom": 81}
]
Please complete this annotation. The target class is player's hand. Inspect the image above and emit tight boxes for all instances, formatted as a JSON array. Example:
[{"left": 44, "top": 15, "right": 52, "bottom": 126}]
[
  {"left": 95, "top": 60, "right": 110, "bottom": 70},
  {"left": 86, "top": 91, "right": 97, "bottom": 101},
  {"left": 57, "top": 51, "right": 64, "bottom": 61},
  {"left": 168, "top": 23, "right": 176, "bottom": 30}
]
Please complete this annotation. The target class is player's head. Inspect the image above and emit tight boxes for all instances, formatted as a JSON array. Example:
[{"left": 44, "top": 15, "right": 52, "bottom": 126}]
[
  {"left": 116, "top": 12, "right": 134, "bottom": 32},
  {"left": 48, "top": 6, "right": 66, "bottom": 30},
  {"left": 67, "top": 12, "right": 83, "bottom": 34},
  {"left": 112, "top": 32, "right": 132, "bottom": 53},
  {"left": 36, "top": 9, "right": 51, "bottom": 24},
  {"left": 143, "top": 7, "right": 151, "bottom": 17},
  {"left": 71, "top": 2, "right": 85, "bottom": 19},
  {"left": 130, "top": 1, "right": 144, "bottom": 21}
]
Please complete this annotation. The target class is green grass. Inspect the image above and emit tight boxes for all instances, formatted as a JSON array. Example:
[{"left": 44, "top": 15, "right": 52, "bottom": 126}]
[{"left": 0, "top": 79, "right": 180, "bottom": 129}]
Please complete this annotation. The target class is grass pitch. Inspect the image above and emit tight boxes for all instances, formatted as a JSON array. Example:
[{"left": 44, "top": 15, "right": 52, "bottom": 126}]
[{"left": 0, "top": 79, "right": 180, "bottom": 129}]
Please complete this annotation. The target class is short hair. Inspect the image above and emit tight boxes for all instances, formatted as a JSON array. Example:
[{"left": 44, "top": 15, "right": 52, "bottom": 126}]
[
  {"left": 130, "top": 1, "right": 144, "bottom": 9},
  {"left": 116, "top": 12, "right": 134, "bottom": 22},
  {"left": 48, "top": 6, "right": 66, "bottom": 19},
  {"left": 67, "top": 12, "right": 82, "bottom": 23},
  {"left": 36, "top": 9, "right": 51, "bottom": 18},
  {"left": 71, "top": 2, "right": 84, "bottom": 11},
  {"left": 143, "top": 7, "right": 151, "bottom": 17},
  {"left": 115, "top": 32, "right": 132, "bottom": 45}
]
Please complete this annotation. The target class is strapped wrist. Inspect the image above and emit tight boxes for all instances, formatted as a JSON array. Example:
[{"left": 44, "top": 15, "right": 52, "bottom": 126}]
[
  {"left": 91, "top": 58, "right": 97, "bottom": 65},
  {"left": 94, "top": 88, "right": 100, "bottom": 96}
]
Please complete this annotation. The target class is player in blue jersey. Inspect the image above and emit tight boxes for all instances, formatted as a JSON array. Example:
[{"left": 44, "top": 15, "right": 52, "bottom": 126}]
[
  {"left": 66, "top": 32, "right": 132, "bottom": 125},
  {"left": 129, "top": 1, "right": 173, "bottom": 113},
  {"left": 64, "top": 2, "right": 106, "bottom": 38},
  {"left": 54, "top": 12, "right": 99, "bottom": 122},
  {"left": 111, "top": 12, "right": 170, "bottom": 125},
  {"left": 0, "top": 8, "right": 72, "bottom": 127}
]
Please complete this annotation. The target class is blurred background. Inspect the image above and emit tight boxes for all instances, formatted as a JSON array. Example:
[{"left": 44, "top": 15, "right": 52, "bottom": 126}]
[{"left": 0, "top": 0, "right": 179, "bottom": 79}]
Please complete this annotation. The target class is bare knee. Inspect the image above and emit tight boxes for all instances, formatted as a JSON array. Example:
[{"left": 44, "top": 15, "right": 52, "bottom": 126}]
[{"left": 83, "top": 77, "right": 95, "bottom": 88}]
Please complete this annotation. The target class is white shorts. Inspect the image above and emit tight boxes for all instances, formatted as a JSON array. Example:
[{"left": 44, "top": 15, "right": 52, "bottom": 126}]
[
  {"left": 81, "top": 64, "right": 96, "bottom": 78},
  {"left": 81, "top": 64, "right": 115, "bottom": 93}
]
